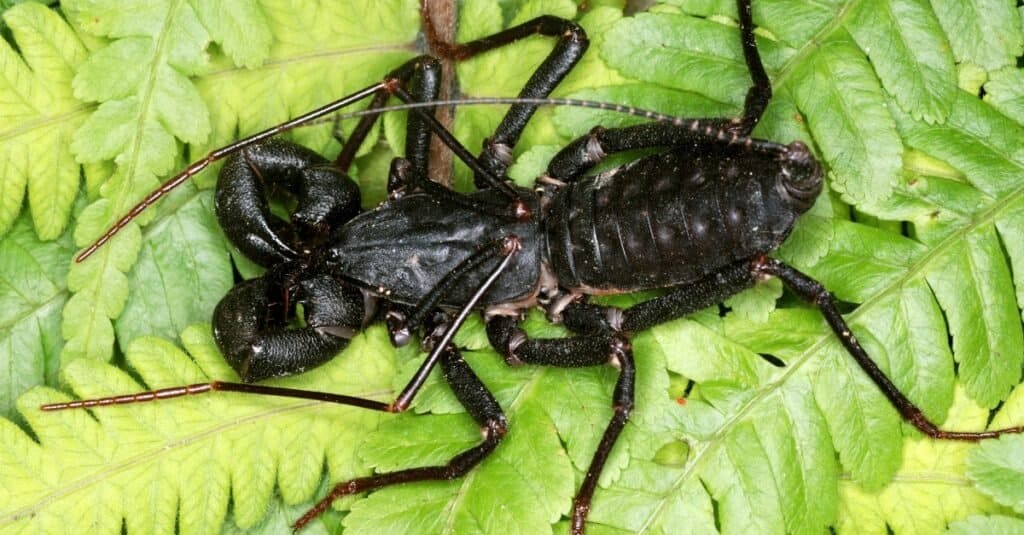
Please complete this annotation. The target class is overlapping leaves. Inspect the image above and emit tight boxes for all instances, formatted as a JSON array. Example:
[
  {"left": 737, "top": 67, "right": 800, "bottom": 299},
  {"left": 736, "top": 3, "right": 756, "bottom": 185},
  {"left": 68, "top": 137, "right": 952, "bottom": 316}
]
[
  {"left": 0, "top": 0, "right": 1023, "bottom": 534},
  {"left": 0, "top": 4, "right": 87, "bottom": 241}
]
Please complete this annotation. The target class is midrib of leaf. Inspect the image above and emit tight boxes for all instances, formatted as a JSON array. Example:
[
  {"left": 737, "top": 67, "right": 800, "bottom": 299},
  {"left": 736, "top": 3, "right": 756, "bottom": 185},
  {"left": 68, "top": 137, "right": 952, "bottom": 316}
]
[
  {"left": 195, "top": 41, "right": 415, "bottom": 90},
  {"left": 145, "top": 198, "right": 205, "bottom": 322},
  {"left": 264, "top": 43, "right": 416, "bottom": 69},
  {"left": 962, "top": 234, "right": 1001, "bottom": 387},
  {"left": 0, "top": 247, "right": 46, "bottom": 316},
  {"left": 0, "top": 293, "right": 66, "bottom": 334},
  {"left": 2, "top": 296, "right": 63, "bottom": 415},
  {"left": 903, "top": 157, "right": 962, "bottom": 182},
  {"left": 0, "top": 230, "right": 67, "bottom": 331},
  {"left": 63, "top": 2, "right": 194, "bottom": 363},
  {"left": 0, "top": 105, "right": 92, "bottom": 143},
  {"left": 765, "top": 0, "right": 857, "bottom": 89},
  {"left": 855, "top": 470, "right": 973, "bottom": 486},
  {"left": 110, "top": 0, "right": 185, "bottom": 218},
  {"left": 1, "top": 398, "right": 368, "bottom": 525},
  {"left": 776, "top": 385, "right": 818, "bottom": 525}
]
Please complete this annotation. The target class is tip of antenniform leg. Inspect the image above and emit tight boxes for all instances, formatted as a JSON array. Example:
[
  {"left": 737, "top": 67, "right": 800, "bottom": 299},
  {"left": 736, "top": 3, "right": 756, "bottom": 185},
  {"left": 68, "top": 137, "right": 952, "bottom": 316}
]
[{"left": 290, "top": 505, "right": 323, "bottom": 533}]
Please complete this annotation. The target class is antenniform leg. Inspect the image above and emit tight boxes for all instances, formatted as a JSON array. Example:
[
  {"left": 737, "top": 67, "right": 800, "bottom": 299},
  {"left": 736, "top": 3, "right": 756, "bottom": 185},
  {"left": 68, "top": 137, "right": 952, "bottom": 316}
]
[
  {"left": 542, "top": 0, "right": 774, "bottom": 185},
  {"left": 75, "top": 46, "right": 522, "bottom": 261}
]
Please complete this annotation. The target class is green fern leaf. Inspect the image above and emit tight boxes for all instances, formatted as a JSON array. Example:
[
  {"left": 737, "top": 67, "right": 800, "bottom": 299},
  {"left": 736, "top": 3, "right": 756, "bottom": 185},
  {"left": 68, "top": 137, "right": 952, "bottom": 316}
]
[
  {"left": 929, "top": 0, "right": 1023, "bottom": 71},
  {"left": 0, "top": 3, "right": 88, "bottom": 240},
  {"left": 60, "top": 0, "right": 421, "bottom": 363},
  {"left": 966, "top": 385, "right": 1024, "bottom": 516},
  {"left": 836, "top": 387, "right": 1011, "bottom": 534},
  {"left": 967, "top": 433, "right": 1024, "bottom": 515},
  {"left": 845, "top": 0, "right": 955, "bottom": 124},
  {"left": 0, "top": 211, "right": 75, "bottom": 420},
  {"left": 1, "top": 1, "right": 1023, "bottom": 534},
  {"left": 985, "top": 67, "right": 1024, "bottom": 125},
  {"left": 2, "top": 325, "right": 393, "bottom": 533},
  {"left": 948, "top": 515, "right": 1024, "bottom": 535}
]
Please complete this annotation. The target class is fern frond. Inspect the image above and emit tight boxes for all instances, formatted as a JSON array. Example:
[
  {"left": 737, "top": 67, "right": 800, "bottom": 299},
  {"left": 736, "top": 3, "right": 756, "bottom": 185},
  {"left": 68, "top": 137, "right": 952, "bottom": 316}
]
[
  {"left": 0, "top": 0, "right": 1022, "bottom": 534},
  {"left": 0, "top": 4, "right": 87, "bottom": 240}
]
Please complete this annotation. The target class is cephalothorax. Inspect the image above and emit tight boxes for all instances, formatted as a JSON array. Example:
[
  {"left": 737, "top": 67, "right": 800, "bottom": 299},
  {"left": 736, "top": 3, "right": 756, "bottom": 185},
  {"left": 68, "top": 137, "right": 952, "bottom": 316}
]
[{"left": 47, "top": 1, "right": 1023, "bottom": 533}]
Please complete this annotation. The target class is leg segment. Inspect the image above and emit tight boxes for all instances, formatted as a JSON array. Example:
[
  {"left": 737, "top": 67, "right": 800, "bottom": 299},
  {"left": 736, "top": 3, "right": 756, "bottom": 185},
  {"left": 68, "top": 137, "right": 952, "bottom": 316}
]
[
  {"left": 389, "top": 84, "right": 521, "bottom": 201},
  {"left": 329, "top": 58, "right": 519, "bottom": 200},
  {"left": 424, "top": 13, "right": 589, "bottom": 185},
  {"left": 292, "top": 345, "right": 508, "bottom": 532},
  {"left": 545, "top": 122, "right": 777, "bottom": 183},
  {"left": 564, "top": 256, "right": 1022, "bottom": 441},
  {"left": 483, "top": 248, "right": 1024, "bottom": 533},
  {"left": 734, "top": 0, "right": 771, "bottom": 135},
  {"left": 335, "top": 56, "right": 442, "bottom": 176},
  {"left": 481, "top": 264, "right": 753, "bottom": 534},
  {"left": 544, "top": 0, "right": 775, "bottom": 183},
  {"left": 562, "top": 255, "right": 1023, "bottom": 440},
  {"left": 755, "top": 257, "right": 1024, "bottom": 440},
  {"left": 485, "top": 315, "right": 635, "bottom": 535}
]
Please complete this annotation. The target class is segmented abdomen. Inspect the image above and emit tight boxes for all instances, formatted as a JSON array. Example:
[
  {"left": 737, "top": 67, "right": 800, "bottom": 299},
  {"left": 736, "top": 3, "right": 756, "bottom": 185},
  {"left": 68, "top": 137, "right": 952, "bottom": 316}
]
[{"left": 545, "top": 148, "right": 800, "bottom": 292}]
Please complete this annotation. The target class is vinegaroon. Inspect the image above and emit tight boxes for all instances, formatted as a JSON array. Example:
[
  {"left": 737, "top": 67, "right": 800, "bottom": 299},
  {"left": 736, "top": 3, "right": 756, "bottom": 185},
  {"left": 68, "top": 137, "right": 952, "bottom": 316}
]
[{"left": 44, "top": 0, "right": 1024, "bottom": 532}]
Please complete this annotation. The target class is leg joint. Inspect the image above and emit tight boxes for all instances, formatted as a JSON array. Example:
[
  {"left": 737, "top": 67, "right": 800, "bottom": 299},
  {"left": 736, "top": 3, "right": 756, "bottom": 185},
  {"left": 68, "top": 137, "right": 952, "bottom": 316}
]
[
  {"left": 486, "top": 316, "right": 528, "bottom": 366},
  {"left": 443, "top": 417, "right": 507, "bottom": 479},
  {"left": 609, "top": 334, "right": 631, "bottom": 364},
  {"left": 485, "top": 415, "right": 509, "bottom": 440},
  {"left": 753, "top": 256, "right": 829, "bottom": 304}
]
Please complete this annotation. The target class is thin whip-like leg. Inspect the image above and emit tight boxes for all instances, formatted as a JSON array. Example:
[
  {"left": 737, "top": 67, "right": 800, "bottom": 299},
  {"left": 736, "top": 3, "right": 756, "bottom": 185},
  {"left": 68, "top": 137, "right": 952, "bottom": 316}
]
[
  {"left": 543, "top": 0, "right": 776, "bottom": 184},
  {"left": 76, "top": 83, "right": 386, "bottom": 261},
  {"left": 618, "top": 257, "right": 1024, "bottom": 440},
  {"left": 754, "top": 257, "right": 1024, "bottom": 440},
  {"left": 485, "top": 251, "right": 1024, "bottom": 534}
]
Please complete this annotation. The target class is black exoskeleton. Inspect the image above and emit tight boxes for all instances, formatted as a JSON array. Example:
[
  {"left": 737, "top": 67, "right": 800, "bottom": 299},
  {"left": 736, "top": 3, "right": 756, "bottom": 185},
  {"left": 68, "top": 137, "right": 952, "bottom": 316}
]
[{"left": 51, "top": 1, "right": 1024, "bottom": 533}]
